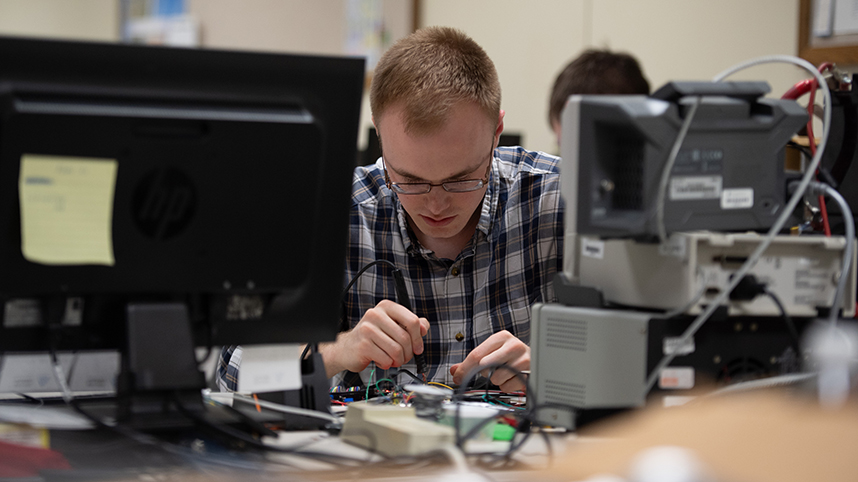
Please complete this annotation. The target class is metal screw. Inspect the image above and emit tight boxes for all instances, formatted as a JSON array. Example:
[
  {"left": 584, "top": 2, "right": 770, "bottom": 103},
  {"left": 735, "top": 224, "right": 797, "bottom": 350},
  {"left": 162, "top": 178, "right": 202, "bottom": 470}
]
[{"left": 600, "top": 179, "right": 615, "bottom": 193}]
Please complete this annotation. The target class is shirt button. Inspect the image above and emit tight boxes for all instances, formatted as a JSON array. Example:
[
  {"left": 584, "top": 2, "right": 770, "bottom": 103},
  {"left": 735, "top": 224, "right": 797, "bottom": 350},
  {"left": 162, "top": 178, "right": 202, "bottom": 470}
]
[
  {"left": 451, "top": 266, "right": 460, "bottom": 277},
  {"left": 455, "top": 332, "right": 464, "bottom": 342}
]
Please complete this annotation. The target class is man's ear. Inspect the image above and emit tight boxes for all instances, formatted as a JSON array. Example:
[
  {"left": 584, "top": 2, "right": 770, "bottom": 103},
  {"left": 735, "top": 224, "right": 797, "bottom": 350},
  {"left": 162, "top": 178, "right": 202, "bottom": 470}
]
[{"left": 494, "top": 109, "right": 506, "bottom": 144}]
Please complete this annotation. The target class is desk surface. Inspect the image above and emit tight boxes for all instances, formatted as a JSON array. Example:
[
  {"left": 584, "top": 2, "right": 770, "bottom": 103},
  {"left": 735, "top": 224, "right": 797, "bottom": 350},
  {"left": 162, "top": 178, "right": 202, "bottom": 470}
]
[
  {"left": 547, "top": 391, "right": 858, "bottom": 482},
  {"left": 4, "top": 390, "right": 858, "bottom": 482},
  {"left": 41, "top": 424, "right": 569, "bottom": 482}
]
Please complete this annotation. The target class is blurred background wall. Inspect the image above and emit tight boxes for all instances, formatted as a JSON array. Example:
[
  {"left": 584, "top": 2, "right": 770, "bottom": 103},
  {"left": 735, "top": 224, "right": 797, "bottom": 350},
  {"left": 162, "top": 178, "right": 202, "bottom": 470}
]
[{"left": 0, "top": 0, "right": 809, "bottom": 156}]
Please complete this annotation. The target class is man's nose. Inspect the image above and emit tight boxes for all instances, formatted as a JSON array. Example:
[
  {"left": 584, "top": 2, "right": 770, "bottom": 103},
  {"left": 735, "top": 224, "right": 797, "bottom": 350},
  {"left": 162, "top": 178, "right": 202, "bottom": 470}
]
[{"left": 424, "top": 185, "right": 450, "bottom": 210}]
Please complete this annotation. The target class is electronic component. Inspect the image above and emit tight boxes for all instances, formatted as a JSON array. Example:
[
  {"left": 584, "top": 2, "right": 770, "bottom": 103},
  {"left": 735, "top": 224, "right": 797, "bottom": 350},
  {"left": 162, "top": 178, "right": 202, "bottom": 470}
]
[
  {"left": 531, "top": 304, "right": 649, "bottom": 429},
  {"left": 392, "top": 268, "right": 428, "bottom": 377},
  {"left": 531, "top": 303, "right": 807, "bottom": 429},
  {"left": 340, "top": 401, "right": 455, "bottom": 456},
  {"left": 0, "top": 35, "right": 363, "bottom": 430},
  {"left": 576, "top": 232, "right": 856, "bottom": 317},
  {"left": 547, "top": 61, "right": 856, "bottom": 428},
  {"left": 560, "top": 81, "right": 807, "bottom": 240}
]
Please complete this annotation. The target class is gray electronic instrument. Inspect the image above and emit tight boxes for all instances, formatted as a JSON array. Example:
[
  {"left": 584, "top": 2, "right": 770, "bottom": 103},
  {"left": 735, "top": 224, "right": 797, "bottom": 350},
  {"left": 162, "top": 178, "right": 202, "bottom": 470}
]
[{"left": 560, "top": 82, "right": 807, "bottom": 241}]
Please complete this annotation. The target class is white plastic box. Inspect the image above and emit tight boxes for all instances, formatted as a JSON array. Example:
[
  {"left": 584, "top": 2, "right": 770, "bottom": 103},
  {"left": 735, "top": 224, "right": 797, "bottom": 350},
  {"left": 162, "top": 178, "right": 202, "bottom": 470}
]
[{"left": 575, "top": 232, "right": 856, "bottom": 317}]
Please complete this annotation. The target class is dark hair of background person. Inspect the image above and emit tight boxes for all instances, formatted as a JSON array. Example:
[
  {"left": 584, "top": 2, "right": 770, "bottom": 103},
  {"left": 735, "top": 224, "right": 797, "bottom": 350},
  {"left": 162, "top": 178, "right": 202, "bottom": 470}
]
[{"left": 548, "top": 49, "right": 650, "bottom": 131}]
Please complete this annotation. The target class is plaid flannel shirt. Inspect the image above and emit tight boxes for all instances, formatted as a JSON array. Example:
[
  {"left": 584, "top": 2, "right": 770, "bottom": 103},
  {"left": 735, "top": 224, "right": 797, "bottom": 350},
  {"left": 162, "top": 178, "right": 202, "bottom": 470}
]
[{"left": 343, "top": 146, "right": 564, "bottom": 386}]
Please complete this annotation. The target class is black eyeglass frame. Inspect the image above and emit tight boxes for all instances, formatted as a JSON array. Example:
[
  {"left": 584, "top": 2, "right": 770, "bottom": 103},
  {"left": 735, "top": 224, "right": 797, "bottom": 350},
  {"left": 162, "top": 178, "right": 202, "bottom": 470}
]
[{"left": 381, "top": 141, "right": 495, "bottom": 195}]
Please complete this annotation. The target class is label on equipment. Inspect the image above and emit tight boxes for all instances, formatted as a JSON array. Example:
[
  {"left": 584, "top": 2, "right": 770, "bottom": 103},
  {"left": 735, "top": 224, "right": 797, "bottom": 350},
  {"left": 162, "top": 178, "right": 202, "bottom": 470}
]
[
  {"left": 581, "top": 237, "right": 605, "bottom": 259},
  {"left": 721, "top": 188, "right": 754, "bottom": 209},
  {"left": 669, "top": 176, "right": 722, "bottom": 200},
  {"left": 663, "top": 336, "right": 695, "bottom": 355},
  {"left": 659, "top": 367, "right": 695, "bottom": 389}
]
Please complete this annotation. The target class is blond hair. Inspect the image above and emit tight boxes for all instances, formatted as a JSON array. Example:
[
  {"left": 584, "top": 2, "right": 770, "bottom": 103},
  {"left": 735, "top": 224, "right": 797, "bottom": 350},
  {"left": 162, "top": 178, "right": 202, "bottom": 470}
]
[{"left": 370, "top": 26, "right": 501, "bottom": 135}]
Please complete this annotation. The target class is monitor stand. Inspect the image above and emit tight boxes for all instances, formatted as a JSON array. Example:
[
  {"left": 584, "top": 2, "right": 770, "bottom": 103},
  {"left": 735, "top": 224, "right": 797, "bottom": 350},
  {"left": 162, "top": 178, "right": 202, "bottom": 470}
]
[{"left": 115, "top": 302, "right": 206, "bottom": 431}]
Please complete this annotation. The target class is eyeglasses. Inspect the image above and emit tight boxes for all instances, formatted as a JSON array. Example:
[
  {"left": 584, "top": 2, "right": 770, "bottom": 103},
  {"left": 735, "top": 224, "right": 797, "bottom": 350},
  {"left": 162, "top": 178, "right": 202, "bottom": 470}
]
[{"left": 382, "top": 143, "right": 494, "bottom": 195}]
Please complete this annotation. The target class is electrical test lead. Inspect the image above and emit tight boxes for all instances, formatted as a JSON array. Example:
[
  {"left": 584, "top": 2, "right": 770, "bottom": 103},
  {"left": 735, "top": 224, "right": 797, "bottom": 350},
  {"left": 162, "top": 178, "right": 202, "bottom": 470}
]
[
  {"left": 343, "top": 259, "right": 429, "bottom": 382},
  {"left": 392, "top": 268, "right": 428, "bottom": 381}
]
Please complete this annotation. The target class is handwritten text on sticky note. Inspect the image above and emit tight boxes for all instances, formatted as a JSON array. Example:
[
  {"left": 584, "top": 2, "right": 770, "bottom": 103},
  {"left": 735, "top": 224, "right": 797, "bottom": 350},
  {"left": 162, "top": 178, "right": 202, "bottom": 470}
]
[{"left": 19, "top": 154, "right": 118, "bottom": 266}]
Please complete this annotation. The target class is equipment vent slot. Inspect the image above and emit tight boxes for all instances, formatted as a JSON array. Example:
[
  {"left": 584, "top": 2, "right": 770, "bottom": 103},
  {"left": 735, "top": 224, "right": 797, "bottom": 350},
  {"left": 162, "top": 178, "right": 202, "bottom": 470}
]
[
  {"left": 545, "top": 379, "right": 585, "bottom": 406},
  {"left": 545, "top": 317, "right": 587, "bottom": 351}
]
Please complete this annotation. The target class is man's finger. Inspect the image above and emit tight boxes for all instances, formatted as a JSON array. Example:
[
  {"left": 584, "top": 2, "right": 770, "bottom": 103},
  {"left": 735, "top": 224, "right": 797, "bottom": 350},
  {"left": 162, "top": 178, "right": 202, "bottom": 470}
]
[
  {"left": 497, "top": 376, "right": 526, "bottom": 393},
  {"left": 451, "top": 341, "right": 505, "bottom": 385},
  {"left": 477, "top": 342, "right": 527, "bottom": 371},
  {"left": 363, "top": 321, "right": 408, "bottom": 367},
  {"left": 452, "top": 355, "right": 486, "bottom": 385},
  {"left": 379, "top": 301, "right": 426, "bottom": 355}
]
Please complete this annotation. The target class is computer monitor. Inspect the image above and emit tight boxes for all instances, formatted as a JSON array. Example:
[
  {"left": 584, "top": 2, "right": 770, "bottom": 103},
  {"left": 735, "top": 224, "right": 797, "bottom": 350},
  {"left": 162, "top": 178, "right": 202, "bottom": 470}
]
[{"left": 0, "top": 36, "right": 363, "bottom": 425}]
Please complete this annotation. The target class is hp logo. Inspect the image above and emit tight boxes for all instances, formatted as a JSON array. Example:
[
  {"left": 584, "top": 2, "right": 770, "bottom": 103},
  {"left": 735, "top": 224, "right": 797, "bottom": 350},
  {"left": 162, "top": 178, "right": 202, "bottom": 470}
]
[{"left": 132, "top": 168, "right": 196, "bottom": 240}]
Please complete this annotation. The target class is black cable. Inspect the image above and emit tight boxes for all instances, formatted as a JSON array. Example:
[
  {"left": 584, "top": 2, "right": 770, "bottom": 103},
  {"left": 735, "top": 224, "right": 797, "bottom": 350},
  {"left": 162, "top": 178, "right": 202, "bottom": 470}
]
[
  {"left": 300, "top": 343, "right": 315, "bottom": 361},
  {"left": 788, "top": 141, "right": 813, "bottom": 158},
  {"left": 396, "top": 368, "right": 425, "bottom": 385},
  {"left": 817, "top": 164, "right": 839, "bottom": 190},
  {"left": 763, "top": 287, "right": 802, "bottom": 356},
  {"left": 41, "top": 324, "right": 287, "bottom": 468},
  {"left": 174, "top": 394, "right": 282, "bottom": 451},
  {"left": 391, "top": 268, "right": 427, "bottom": 378},
  {"left": 10, "top": 393, "right": 45, "bottom": 406},
  {"left": 341, "top": 259, "right": 397, "bottom": 299},
  {"left": 56, "top": 382, "right": 368, "bottom": 470},
  {"left": 342, "top": 259, "right": 428, "bottom": 379},
  {"left": 35, "top": 303, "right": 369, "bottom": 471},
  {"left": 46, "top": 331, "right": 296, "bottom": 470},
  {"left": 450, "top": 364, "right": 575, "bottom": 463},
  {"left": 172, "top": 393, "right": 374, "bottom": 467},
  {"left": 219, "top": 401, "right": 279, "bottom": 438},
  {"left": 451, "top": 363, "right": 547, "bottom": 460},
  {"left": 788, "top": 141, "right": 839, "bottom": 189},
  {"left": 499, "top": 401, "right": 576, "bottom": 460},
  {"left": 39, "top": 310, "right": 165, "bottom": 449},
  {"left": 67, "top": 396, "right": 330, "bottom": 473}
]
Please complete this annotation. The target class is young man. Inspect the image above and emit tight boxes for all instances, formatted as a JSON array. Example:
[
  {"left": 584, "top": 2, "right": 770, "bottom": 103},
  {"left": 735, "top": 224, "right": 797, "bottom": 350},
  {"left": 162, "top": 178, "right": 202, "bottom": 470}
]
[
  {"left": 548, "top": 49, "right": 650, "bottom": 144},
  {"left": 321, "top": 26, "right": 564, "bottom": 392}
]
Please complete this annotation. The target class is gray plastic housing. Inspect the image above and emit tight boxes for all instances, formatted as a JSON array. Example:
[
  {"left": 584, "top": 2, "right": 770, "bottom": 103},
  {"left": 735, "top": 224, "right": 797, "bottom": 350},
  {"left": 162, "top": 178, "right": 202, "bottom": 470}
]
[
  {"left": 531, "top": 303, "right": 649, "bottom": 429},
  {"left": 560, "top": 82, "right": 807, "bottom": 240}
]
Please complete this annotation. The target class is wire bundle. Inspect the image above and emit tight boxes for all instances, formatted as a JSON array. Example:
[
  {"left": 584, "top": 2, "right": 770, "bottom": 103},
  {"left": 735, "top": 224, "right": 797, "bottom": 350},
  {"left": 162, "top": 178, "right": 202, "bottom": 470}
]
[{"left": 646, "top": 55, "right": 854, "bottom": 401}]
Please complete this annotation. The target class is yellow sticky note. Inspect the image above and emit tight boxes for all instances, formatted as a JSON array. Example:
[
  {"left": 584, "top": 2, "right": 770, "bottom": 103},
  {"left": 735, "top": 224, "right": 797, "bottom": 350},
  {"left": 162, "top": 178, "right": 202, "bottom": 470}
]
[
  {"left": 19, "top": 154, "right": 118, "bottom": 266},
  {"left": 0, "top": 423, "right": 50, "bottom": 448}
]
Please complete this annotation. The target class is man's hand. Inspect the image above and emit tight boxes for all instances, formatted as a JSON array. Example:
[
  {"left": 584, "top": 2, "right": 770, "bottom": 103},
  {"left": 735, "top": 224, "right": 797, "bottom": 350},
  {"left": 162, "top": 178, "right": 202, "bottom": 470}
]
[
  {"left": 320, "top": 299, "right": 429, "bottom": 378},
  {"left": 449, "top": 330, "right": 529, "bottom": 392}
]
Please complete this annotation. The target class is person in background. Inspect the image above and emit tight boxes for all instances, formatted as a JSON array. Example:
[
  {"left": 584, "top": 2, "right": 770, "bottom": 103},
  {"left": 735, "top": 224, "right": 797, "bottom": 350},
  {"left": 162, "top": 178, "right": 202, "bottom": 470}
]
[{"left": 548, "top": 49, "right": 650, "bottom": 145}]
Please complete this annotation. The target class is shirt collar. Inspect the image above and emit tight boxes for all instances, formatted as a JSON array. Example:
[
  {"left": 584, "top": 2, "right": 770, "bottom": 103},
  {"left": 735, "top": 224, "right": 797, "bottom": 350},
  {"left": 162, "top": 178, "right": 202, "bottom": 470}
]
[{"left": 477, "top": 153, "right": 499, "bottom": 237}]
